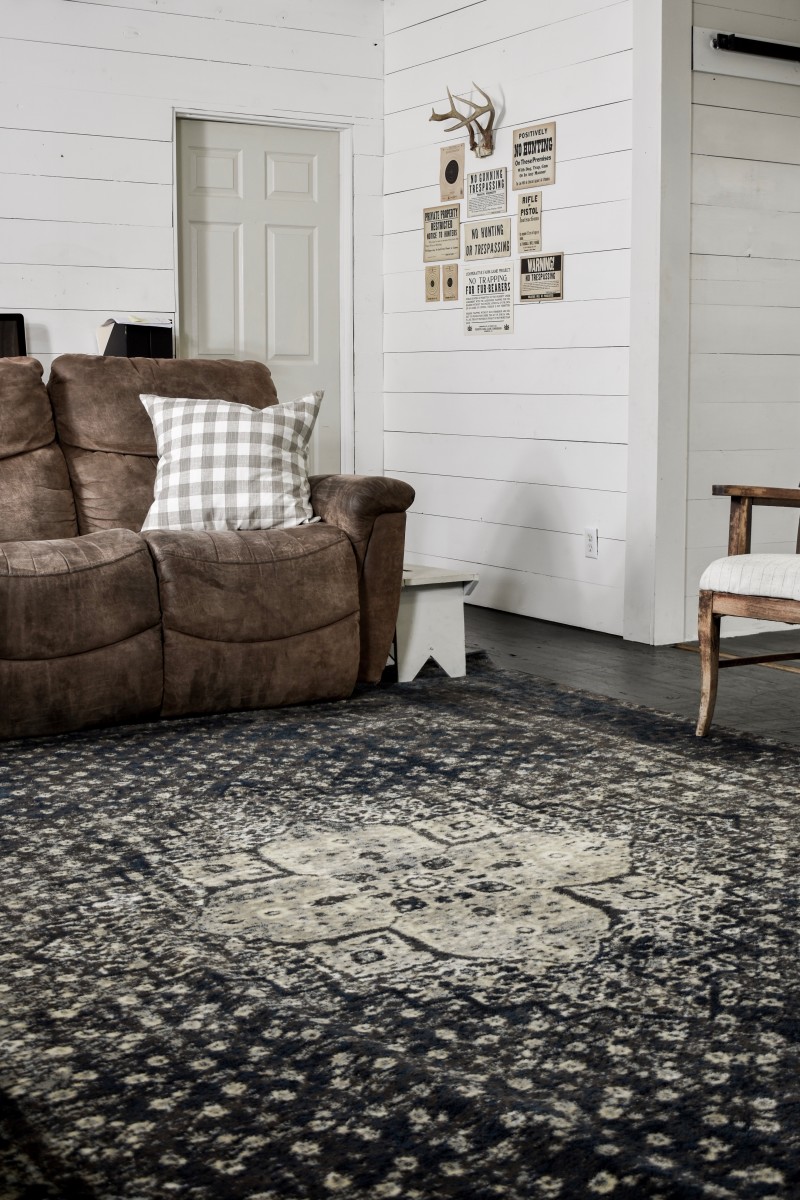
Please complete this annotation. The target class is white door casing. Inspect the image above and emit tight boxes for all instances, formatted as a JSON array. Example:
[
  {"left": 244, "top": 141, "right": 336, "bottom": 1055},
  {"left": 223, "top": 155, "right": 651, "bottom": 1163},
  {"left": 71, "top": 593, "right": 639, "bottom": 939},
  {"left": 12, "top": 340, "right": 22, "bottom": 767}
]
[{"left": 177, "top": 118, "right": 341, "bottom": 474}]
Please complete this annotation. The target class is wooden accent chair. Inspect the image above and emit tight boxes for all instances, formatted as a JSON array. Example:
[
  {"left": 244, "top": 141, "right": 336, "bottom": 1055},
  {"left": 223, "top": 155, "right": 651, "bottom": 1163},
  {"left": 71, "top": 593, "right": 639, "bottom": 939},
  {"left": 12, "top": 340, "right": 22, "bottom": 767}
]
[{"left": 696, "top": 484, "right": 800, "bottom": 736}]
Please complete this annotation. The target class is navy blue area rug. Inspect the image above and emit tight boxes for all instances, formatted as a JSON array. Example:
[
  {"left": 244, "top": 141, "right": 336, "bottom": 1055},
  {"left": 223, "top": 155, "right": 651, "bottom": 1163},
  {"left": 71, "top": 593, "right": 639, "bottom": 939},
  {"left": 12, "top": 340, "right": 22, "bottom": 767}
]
[{"left": 1, "top": 657, "right": 798, "bottom": 1199}]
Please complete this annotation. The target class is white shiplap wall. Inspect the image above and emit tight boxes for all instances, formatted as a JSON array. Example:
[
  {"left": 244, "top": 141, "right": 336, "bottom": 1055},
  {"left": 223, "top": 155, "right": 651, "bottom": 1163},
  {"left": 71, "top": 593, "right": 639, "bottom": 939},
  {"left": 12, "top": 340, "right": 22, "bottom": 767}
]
[
  {"left": 686, "top": 1, "right": 800, "bottom": 636},
  {"left": 0, "top": 0, "right": 384, "bottom": 472},
  {"left": 383, "top": 0, "right": 633, "bottom": 635}
]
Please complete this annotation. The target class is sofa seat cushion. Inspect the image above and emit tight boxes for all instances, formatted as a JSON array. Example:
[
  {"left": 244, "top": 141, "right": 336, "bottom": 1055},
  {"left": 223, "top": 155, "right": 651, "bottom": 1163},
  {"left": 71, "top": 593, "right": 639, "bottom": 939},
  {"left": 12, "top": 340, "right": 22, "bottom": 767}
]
[
  {"left": 143, "top": 525, "right": 359, "bottom": 642},
  {"left": 0, "top": 529, "right": 161, "bottom": 660},
  {"left": 699, "top": 554, "right": 800, "bottom": 601},
  {"left": 143, "top": 525, "right": 361, "bottom": 717}
]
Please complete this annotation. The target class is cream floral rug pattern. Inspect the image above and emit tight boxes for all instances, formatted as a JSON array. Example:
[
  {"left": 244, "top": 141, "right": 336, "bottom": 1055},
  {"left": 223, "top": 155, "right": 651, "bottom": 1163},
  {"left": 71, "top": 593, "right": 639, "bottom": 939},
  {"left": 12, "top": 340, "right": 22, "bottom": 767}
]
[{"left": 0, "top": 658, "right": 798, "bottom": 1199}]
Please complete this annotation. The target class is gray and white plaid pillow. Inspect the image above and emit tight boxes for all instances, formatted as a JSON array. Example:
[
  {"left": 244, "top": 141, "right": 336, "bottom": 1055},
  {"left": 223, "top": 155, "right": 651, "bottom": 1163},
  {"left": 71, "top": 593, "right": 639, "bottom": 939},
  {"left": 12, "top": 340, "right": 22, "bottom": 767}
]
[{"left": 139, "top": 391, "right": 322, "bottom": 532}]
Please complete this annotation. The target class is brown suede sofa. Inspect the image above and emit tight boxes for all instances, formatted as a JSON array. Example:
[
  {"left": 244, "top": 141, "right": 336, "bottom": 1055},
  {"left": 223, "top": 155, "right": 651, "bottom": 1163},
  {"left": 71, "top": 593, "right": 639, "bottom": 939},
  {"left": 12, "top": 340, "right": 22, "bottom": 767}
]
[{"left": 0, "top": 354, "right": 414, "bottom": 740}]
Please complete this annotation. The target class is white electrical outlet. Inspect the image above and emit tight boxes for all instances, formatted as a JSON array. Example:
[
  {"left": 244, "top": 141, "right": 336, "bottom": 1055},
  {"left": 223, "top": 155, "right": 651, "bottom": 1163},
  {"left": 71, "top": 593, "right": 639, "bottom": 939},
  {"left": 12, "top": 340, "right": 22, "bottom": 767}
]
[{"left": 584, "top": 526, "right": 599, "bottom": 559}]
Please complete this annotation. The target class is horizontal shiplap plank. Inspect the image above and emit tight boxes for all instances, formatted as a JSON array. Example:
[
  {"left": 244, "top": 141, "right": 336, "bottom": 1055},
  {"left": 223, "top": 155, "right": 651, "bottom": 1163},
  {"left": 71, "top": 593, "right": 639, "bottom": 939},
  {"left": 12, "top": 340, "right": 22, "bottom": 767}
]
[
  {"left": 385, "top": 52, "right": 633, "bottom": 156},
  {"left": 0, "top": 83, "right": 171, "bottom": 141},
  {"left": 0, "top": 175, "right": 172, "bottom": 227},
  {"left": 692, "top": 155, "right": 800, "bottom": 213},
  {"left": 24, "top": 310, "right": 174, "bottom": 356},
  {"left": 404, "top": 550, "right": 623, "bottom": 634},
  {"left": 691, "top": 204, "right": 800, "bottom": 261},
  {"left": 405, "top": 511, "right": 624, "bottom": 588},
  {"left": 71, "top": 0, "right": 383, "bottom": 38},
  {"left": 384, "top": 298, "right": 630, "bottom": 353},
  {"left": 688, "top": 448, "right": 800, "bottom": 499},
  {"left": 385, "top": 392, "right": 628, "bottom": 442},
  {"left": 0, "top": 264, "right": 175, "bottom": 313},
  {"left": 395, "top": 470, "right": 627, "bottom": 539},
  {"left": 385, "top": 2, "right": 631, "bottom": 113},
  {"left": 691, "top": 276, "right": 800, "bottom": 308},
  {"left": 692, "top": 70, "right": 800, "bottom": 120},
  {"left": 384, "top": 201, "right": 631, "bottom": 271},
  {"left": 690, "top": 401, "right": 800, "bottom": 452},
  {"left": 386, "top": 431, "right": 627, "bottom": 491},
  {"left": 0, "top": 128, "right": 172, "bottom": 185},
  {"left": 693, "top": 105, "right": 800, "bottom": 167},
  {"left": 4, "top": 0, "right": 382, "bottom": 79},
  {"left": 384, "top": 151, "right": 632, "bottom": 234},
  {"left": 385, "top": 103, "right": 632, "bottom": 195},
  {"left": 690, "top": 352, "right": 800, "bottom": 404},
  {"left": 0, "top": 39, "right": 382, "bottom": 122},
  {"left": 384, "top": 0, "right": 483, "bottom": 36},
  {"left": 386, "top": 250, "right": 631, "bottom": 310},
  {"left": 386, "top": 347, "right": 628, "bottom": 396},
  {"left": 386, "top": 0, "right": 624, "bottom": 73},
  {"left": 692, "top": 304, "right": 800, "bottom": 355},
  {"left": 0, "top": 219, "right": 174, "bottom": 271}
]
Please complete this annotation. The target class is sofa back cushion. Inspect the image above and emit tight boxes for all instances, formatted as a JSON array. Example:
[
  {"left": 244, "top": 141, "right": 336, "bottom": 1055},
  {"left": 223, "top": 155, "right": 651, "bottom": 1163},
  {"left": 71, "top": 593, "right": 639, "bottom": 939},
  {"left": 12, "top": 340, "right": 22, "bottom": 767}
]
[
  {"left": 0, "top": 357, "right": 78, "bottom": 542},
  {"left": 48, "top": 354, "right": 279, "bottom": 533}
]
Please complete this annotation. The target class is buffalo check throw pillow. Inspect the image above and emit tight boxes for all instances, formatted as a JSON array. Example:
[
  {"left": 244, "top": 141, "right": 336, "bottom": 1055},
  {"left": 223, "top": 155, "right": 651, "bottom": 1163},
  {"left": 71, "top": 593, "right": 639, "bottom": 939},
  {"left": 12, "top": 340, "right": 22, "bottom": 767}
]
[{"left": 139, "top": 391, "right": 323, "bottom": 532}]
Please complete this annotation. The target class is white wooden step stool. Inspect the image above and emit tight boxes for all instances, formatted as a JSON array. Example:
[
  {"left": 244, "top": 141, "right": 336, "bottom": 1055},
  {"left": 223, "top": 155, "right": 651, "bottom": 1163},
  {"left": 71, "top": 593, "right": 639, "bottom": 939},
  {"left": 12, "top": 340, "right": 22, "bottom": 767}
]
[{"left": 394, "top": 564, "right": 479, "bottom": 683}]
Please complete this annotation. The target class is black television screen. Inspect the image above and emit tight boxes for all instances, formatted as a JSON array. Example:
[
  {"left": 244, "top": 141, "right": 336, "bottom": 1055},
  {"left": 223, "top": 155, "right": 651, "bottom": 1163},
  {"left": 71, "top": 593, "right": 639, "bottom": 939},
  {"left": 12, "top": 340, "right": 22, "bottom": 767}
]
[{"left": 0, "top": 314, "right": 26, "bottom": 357}]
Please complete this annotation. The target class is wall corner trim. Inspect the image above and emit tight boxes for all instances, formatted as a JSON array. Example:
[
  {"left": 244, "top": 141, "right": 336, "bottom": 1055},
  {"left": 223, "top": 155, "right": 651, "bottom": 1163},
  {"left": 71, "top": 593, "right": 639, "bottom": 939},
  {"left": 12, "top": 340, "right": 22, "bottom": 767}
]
[{"left": 623, "top": 0, "right": 693, "bottom": 645}]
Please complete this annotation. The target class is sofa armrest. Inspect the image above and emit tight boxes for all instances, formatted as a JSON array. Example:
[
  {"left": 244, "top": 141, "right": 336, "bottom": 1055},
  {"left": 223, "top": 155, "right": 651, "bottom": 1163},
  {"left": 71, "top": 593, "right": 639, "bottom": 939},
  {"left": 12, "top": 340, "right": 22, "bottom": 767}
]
[
  {"left": 310, "top": 474, "right": 415, "bottom": 684},
  {"left": 310, "top": 474, "right": 415, "bottom": 563}
]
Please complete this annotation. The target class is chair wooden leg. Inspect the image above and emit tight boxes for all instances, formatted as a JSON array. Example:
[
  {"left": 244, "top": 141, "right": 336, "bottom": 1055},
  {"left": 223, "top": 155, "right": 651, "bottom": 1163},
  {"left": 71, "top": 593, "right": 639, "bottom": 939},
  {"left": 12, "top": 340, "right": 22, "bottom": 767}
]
[{"left": 696, "top": 590, "right": 720, "bottom": 737}]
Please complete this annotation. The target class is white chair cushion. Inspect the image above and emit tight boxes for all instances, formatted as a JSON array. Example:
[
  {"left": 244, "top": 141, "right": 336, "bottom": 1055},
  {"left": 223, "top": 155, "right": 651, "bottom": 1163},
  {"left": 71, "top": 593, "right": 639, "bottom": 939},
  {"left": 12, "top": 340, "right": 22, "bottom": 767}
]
[{"left": 699, "top": 553, "right": 800, "bottom": 600}]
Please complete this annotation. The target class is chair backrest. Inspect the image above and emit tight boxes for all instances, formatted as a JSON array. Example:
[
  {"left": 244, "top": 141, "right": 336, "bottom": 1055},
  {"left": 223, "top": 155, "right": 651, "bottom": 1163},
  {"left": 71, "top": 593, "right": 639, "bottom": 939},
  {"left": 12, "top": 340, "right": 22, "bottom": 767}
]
[
  {"left": 0, "top": 357, "right": 78, "bottom": 543},
  {"left": 48, "top": 355, "right": 279, "bottom": 533}
]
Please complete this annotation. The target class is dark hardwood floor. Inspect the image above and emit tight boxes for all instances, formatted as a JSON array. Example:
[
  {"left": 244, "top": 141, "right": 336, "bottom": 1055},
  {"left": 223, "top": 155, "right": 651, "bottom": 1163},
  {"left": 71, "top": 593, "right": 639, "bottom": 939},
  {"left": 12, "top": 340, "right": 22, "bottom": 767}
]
[{"left": 465, "top": 605, "right": 800, "bottom": 746}]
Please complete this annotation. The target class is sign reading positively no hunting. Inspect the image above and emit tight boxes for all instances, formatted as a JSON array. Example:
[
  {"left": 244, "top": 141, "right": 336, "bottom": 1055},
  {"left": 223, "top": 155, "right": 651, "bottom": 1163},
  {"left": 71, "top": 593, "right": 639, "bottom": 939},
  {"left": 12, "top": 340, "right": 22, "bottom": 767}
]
[
  {"left": 520, "top": 253, "right": 564, "bottom": 302},
  {"left": 466, "top": 166, "right": 507, "bottom": 217},
  {"left": 423, "top": 204, "right": 461, "bottom": 262},
  {"left": 464, "top": 217, "right": 511, "bottom": 260},
  {"left": 512, "top": 122, "right": 556, "bottom": 189}
]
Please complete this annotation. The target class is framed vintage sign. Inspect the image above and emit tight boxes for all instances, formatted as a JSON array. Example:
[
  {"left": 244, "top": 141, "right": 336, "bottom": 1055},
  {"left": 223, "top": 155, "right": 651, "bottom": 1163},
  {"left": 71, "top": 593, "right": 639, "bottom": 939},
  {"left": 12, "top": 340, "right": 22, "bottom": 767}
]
[
  {"left": 464, "top": 264, "right": 514, "bottom": 334},
  {"left": 512, "top": 123, "right": 556, "bottom": 189},
  {"left": 423, "top": 204, "right": 461, "bottom": 262},
  {"left": 463, "top": 217, "right": 511, "bottom": 261},
  {"left": 520, "top": 253, "right": 564, "bottom": 302}
]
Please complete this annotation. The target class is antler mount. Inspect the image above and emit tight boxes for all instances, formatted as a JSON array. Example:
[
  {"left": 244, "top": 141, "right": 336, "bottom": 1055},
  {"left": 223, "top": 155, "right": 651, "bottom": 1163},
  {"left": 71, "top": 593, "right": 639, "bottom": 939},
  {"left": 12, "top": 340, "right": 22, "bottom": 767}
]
[{"left": 430, "top": 83, "right": 495, "bottom": 158}]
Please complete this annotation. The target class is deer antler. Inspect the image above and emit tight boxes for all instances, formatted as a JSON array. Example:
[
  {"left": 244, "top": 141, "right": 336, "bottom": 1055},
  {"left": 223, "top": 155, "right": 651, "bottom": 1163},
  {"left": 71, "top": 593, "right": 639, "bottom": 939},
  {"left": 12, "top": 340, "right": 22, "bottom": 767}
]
[{"left": 430, "top": 82, "right": 495, "bottom": 158}]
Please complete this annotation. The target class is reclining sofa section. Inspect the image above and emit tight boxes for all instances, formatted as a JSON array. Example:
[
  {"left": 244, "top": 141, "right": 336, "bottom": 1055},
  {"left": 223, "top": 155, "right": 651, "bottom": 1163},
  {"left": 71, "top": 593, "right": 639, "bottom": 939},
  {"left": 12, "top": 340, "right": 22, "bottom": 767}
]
[{"left": 0, "top": 355, "right": 414, "bottom": 739}]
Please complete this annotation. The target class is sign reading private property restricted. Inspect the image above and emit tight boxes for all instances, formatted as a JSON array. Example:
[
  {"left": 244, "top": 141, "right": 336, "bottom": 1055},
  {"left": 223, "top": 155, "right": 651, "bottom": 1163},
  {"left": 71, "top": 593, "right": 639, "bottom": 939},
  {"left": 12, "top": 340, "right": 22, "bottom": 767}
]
[
  {"left": 520, "top": 253, "right": 564, "bottom": 302},
  {"left": 463, "top": 217, "right": 511, "bottom": 261},
  {"left": 513, "top": 122, "right": 556, "bottom": 189},
  {"left": 423, "top": 204, "right": 461, "bottom": 262}
]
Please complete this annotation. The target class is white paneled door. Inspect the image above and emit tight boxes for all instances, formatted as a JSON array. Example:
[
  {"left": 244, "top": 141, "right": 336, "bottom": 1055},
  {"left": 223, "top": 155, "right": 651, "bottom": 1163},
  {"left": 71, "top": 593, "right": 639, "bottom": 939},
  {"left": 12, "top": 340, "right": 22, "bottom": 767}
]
[{"left": 177, "top": 118, "right": 341, "bottom": 473}]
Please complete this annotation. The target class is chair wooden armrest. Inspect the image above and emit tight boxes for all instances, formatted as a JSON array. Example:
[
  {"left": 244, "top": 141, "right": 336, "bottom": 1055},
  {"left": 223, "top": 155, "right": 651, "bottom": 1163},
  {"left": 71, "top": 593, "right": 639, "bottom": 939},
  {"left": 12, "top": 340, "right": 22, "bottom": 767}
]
[{"left": 711, "top": 484, "right": 800, "bottom": 555}]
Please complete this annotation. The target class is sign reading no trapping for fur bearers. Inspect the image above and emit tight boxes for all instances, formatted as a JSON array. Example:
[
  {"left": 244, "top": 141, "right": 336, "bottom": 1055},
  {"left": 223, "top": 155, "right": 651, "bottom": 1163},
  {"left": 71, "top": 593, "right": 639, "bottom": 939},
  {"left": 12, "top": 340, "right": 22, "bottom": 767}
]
[
  {"left": 439, "top": 143, "right": 465, "bottom": 202},
  {"left": 513, "top": 122, "right": 556, "bottom": 189},
  {"left": 423, "top": 204, "right": 461, "bottom": 262},
  {"left": 520, "top": 253, "right": 564, "bottom": 302},
  {"left": 464, "top": 264, "right": 514, "bottom": 335}
]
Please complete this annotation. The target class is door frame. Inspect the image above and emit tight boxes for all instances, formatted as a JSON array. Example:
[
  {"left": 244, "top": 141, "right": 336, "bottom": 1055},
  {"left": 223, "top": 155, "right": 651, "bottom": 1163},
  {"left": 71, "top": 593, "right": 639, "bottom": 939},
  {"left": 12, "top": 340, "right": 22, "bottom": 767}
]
[{"left": 172, "top": 107, "right": 356, "bottom": 473}]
